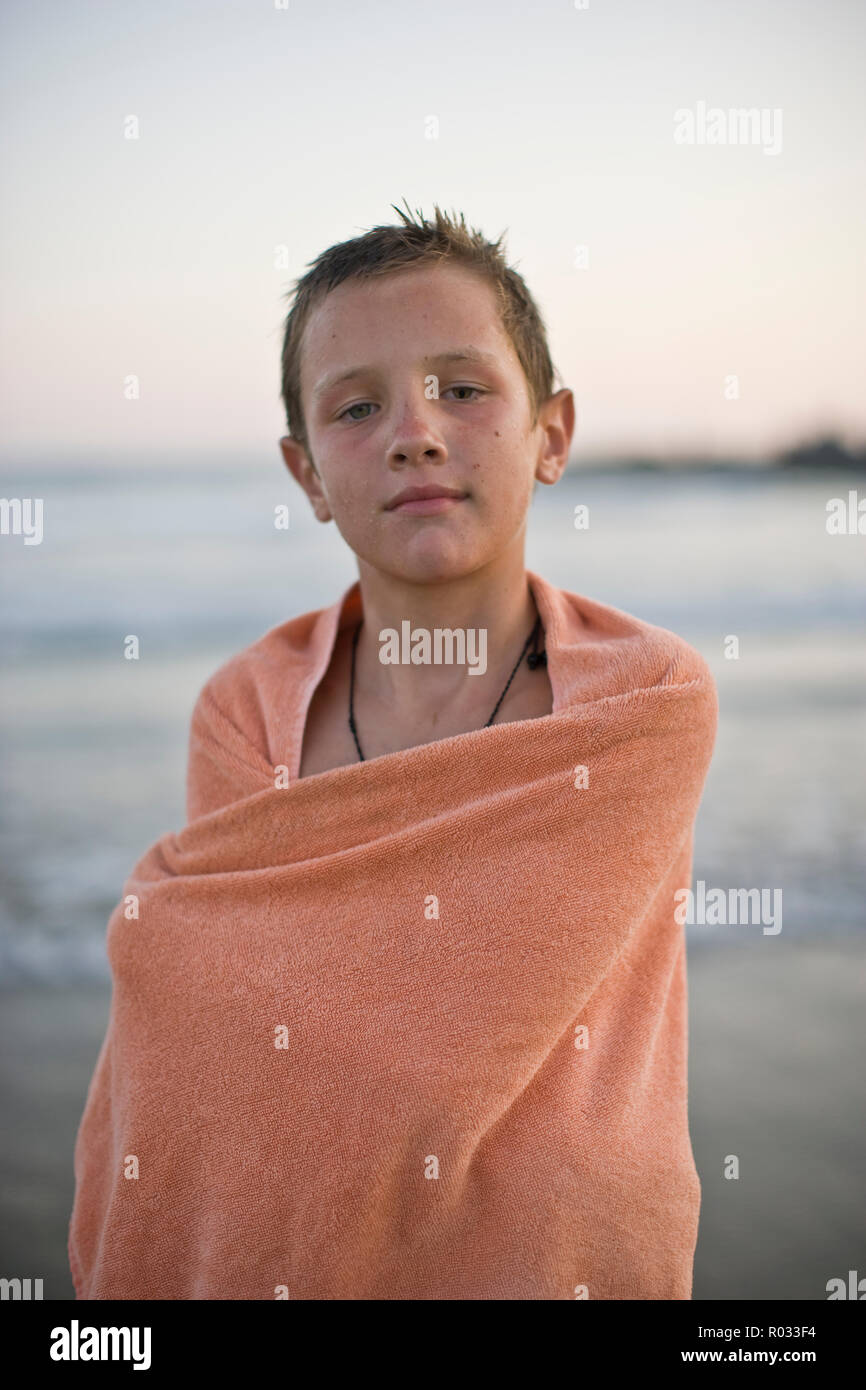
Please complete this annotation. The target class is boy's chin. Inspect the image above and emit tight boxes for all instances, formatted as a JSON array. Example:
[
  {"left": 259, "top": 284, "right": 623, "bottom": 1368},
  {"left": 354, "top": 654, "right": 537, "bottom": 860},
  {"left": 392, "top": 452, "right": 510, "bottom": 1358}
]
[{"left": 361, "top": 544, "right": 490, "bottom": 587}]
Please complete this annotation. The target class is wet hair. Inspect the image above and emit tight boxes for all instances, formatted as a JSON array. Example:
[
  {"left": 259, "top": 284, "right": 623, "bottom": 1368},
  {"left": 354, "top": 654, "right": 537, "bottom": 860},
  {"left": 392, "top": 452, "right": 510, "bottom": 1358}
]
[{"left": 279, "top": 199, "right": 558, "bottom": 459}]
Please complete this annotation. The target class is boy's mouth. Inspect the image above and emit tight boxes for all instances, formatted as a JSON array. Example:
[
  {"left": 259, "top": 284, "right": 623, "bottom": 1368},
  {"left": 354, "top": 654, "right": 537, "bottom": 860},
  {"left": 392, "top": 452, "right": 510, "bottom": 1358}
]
[{"left": 385, "top": 484, "right": 468, "bottom": 515}]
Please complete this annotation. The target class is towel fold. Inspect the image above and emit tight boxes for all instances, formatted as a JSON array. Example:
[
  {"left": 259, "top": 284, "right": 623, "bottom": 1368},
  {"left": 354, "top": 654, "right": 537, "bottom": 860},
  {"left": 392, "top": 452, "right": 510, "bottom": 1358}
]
[{"left": 69, "top": 570, "right": 717, "bottom": 1299}]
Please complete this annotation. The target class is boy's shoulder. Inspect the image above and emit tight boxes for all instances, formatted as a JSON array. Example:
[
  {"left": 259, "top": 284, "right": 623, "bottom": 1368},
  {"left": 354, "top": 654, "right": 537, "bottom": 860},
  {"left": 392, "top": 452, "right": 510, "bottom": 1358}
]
[
  {"left": 530, "top": 571, "right": 718, "bottom": 709},
  {"left": 185, "top": 595, "right": 349, "bottom": 822},
  {"left": 192, "top": 589, "right": 349, "bottom": 732}
]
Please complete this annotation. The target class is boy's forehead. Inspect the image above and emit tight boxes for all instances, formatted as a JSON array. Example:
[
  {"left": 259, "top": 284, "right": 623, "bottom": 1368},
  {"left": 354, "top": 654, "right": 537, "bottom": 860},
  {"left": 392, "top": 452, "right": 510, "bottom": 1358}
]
[{"left": 301, "top": 263, "right": 511, "bottom": 387}]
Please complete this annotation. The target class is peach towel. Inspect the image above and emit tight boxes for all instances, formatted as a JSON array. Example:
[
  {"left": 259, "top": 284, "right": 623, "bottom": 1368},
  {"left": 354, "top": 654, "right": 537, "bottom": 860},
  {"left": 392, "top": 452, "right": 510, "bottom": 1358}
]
[{"left": 69, "top": 570, "right": 718, "bottom": 1299}]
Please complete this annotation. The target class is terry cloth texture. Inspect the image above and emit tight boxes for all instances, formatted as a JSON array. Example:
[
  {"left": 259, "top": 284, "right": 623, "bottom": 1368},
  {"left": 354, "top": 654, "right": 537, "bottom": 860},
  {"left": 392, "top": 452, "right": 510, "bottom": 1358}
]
[{"left": 68, "top": 569, "right": 718, "bottom": 1300}]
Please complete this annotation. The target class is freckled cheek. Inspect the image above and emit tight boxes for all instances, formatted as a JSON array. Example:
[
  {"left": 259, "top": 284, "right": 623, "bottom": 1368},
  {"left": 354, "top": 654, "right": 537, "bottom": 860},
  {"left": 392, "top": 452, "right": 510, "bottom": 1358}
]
[{"left": 325, "top": 475, "right": 367, "bottom": 516}]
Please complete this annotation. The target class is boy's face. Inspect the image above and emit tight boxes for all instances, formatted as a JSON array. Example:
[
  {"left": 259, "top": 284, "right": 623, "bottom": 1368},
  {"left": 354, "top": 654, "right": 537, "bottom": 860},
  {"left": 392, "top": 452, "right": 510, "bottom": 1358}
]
[{"left": 280, "top": 261, "right": 572, "bottom": 586}]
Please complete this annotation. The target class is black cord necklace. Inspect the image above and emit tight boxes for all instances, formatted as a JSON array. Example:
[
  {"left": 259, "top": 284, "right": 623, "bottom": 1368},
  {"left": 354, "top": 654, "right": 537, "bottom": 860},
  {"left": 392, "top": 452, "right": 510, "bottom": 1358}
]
[{"left": 348, "top": 613, "right": 547, "bottom": 763}]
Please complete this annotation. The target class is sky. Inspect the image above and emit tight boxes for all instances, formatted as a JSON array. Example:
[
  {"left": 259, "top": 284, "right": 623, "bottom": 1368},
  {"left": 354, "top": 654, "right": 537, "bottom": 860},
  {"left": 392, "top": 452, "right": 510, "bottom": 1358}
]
[{"left": 1, "top": 0, "right": 864, "bottom": 468}]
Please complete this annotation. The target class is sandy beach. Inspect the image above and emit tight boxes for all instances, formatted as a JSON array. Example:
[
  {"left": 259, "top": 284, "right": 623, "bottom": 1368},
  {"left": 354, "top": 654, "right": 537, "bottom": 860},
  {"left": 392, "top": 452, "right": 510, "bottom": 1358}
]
[{"left": 1, "top": 935, "right": 863, "bottom": 1301}]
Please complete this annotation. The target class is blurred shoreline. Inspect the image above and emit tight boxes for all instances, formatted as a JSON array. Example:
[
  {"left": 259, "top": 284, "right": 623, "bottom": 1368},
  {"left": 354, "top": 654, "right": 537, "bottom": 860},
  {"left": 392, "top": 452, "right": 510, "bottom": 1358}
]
[{"left": 3, "top": 431, "right": 866, "bottom": 482}]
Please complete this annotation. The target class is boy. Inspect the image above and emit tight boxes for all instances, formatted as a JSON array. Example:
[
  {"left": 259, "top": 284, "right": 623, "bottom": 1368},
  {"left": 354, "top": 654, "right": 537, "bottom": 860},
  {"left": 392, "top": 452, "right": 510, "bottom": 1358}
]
[
  {"left": 69, "top": 203, "right": 717, "bottom": 1300},
  {"left": 277, "top": 202, "right": 572, "bottom": 778}
]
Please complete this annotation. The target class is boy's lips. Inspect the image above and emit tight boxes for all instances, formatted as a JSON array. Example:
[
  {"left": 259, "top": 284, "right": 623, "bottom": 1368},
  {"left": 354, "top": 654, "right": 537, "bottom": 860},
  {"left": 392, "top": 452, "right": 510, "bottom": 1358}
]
[{"left": 385, "top": 484, "right": 468, "bottom": 515}]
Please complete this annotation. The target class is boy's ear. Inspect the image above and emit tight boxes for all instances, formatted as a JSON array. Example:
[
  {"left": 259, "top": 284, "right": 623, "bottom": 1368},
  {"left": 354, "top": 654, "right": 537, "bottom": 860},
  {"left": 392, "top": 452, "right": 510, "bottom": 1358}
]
[
  {"left": 279, "top": 436, "right": 333, "bottom": 523},
  {"left": 534, "top": 387, "right": 575, "bottom": 486}
]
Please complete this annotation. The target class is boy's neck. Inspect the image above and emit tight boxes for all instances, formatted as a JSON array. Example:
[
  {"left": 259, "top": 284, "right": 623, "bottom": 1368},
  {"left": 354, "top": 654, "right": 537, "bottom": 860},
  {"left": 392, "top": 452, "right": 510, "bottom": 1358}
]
[{"left": 350, "top": 546, "right": 540, "bottom": 715}]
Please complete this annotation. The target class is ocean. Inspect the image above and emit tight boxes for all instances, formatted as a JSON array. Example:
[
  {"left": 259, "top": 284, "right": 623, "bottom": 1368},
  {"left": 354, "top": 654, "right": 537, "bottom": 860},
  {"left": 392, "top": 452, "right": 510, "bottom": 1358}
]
[{"left": 1, "top": 463, "right": 864, "bottom": 981}]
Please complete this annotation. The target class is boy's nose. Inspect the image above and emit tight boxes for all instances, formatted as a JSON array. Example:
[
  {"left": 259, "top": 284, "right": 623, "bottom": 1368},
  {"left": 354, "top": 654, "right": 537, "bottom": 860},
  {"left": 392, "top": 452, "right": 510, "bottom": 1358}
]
[{"left": 386, "top": 403, "right": 447, "bottom": 466}]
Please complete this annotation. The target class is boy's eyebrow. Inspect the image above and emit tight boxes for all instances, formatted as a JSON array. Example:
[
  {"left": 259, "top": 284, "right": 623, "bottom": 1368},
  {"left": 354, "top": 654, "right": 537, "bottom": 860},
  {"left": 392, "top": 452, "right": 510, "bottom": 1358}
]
[{"left": 312, "top": 348, "right": 499, "bottom": 401}]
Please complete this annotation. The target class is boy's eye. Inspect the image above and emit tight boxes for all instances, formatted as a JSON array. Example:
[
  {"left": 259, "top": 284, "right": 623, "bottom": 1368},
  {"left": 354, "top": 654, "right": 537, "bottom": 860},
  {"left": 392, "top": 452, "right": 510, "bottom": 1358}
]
[
  {"left": 445, "top": 385, "right": 483, "bottom": 402},
  {"left": 341, "top": 402, "right": 375, "bottom": 422},
  {"left": 337, "top": 385, "right": 484, "bottom": 422}
]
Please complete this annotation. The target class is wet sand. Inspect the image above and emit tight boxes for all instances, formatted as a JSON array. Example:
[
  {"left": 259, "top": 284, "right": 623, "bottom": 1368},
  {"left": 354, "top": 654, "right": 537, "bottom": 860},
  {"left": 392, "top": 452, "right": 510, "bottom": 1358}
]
[{"left": 1, "top": 937, "right": 863, "bottom": 1300}]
